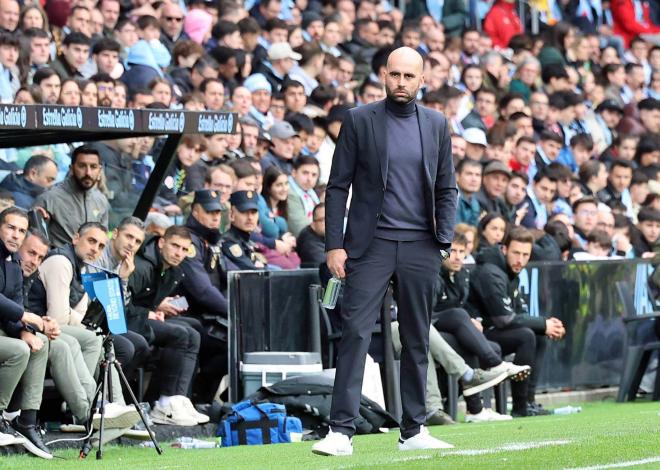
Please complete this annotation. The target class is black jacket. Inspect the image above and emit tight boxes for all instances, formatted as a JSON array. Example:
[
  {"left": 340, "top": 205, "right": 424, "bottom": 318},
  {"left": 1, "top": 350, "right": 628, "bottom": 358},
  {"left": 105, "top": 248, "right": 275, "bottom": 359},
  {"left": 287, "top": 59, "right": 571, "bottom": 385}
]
[
  {"left": 0, "top": 240, "right": 25, "bottom": 336},
  {"left": 432, "top": 265, "right": 471, "bottom": 322},
  {"left": 475, "top": 189, "right": 509, "bottom": 217},
  {"left": 325, "top": 99, "right": 457, "bottom": 258},
  {"left": 127, "top": 236, "right": 185, "bottom": 342},
  {"left": 296, "top": 225, "right": 326, "bottom": 268},
  {"left": 0, "top": 173, "right": 45, "bottom": 209},
  {"left": 180, "top": 216, "right": 228, "bottom": 317},
  {"left": 467, "top": 245, "right": 547, "bottom": 333}
]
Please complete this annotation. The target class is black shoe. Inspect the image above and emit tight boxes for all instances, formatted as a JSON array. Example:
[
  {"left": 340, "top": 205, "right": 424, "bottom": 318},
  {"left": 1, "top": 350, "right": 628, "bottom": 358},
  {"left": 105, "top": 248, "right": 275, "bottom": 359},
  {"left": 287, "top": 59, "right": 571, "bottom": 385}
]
[
  {"left": 426, "top": 409, "right": 456, "bottom": 426},
  {"left": 0, "top": 419, "right": 25, "bottom": 446},
  {"left": 10, "top": 418, "right": 52, "bottom": 459},
  {"left": 511, "top": 407, "right": 528, "bottom": 418},
  {"left": 528, "top": 402, "right": 551, "bottom": 416}
]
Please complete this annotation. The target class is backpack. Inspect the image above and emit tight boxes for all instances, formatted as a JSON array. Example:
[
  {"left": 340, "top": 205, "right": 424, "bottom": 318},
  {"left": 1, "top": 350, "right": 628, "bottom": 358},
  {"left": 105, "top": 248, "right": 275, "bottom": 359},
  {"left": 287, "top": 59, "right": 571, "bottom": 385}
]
[{"left": 216, "top": 400, "right": 302, "bottom": 447}]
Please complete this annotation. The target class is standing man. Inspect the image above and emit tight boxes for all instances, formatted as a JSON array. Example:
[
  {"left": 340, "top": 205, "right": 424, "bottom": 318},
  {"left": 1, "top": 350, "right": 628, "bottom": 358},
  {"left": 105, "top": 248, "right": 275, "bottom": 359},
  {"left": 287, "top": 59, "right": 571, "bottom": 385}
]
[{"left": 313, "top": 47, "right": 458, "bottom": 456}]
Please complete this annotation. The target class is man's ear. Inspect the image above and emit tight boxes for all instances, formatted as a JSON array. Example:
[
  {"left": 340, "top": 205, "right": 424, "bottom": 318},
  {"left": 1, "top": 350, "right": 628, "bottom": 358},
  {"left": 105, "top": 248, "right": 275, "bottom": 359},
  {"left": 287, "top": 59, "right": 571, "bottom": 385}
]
[{"left": 501, "top": 244, "right": 508, "bottom": 256}]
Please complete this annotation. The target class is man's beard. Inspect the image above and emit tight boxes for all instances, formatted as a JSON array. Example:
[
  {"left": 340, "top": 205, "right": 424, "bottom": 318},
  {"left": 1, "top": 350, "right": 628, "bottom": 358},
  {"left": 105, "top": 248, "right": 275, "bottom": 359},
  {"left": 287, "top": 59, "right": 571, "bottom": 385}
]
[{"left": 385, "top": 87, "right": 415, "bottom": 103}]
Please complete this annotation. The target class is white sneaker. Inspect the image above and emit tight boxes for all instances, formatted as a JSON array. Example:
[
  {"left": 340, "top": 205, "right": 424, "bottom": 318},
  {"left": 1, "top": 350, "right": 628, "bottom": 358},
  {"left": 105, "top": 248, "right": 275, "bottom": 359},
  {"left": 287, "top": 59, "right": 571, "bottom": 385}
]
[
  {"left": 398, "top": 426, "right": 454, "bottom": 451},
  {"left": 150, "top": 399, "right": 198, "bottom": 426},
  {"left": 93, "top": 403, "right": 140, "bottom": 430},
  {"left": 311, "top": 430, "right": 353, "bottom": 456},
  {"left": 465, "top": 408, "right": 513, "bottom": 423},
  {"left": 489, "top": 361, "right": 532, "bottom": 382},
  {"left": 174, "top": 396, "right": 210, "bottom": 424}
]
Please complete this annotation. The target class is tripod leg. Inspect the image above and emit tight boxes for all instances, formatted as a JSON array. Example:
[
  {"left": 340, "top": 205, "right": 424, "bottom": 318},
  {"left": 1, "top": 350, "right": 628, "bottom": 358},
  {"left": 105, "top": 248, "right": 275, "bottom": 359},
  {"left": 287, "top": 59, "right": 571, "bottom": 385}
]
[
  {"left": 79, "top": 375, "right": 104, "bottom": 459},
  {"left": 96, "top": 360, "right": 110, "bottom": 460},
  {"left": 114, "top": 362, "right": 163, "bottom": 455}
]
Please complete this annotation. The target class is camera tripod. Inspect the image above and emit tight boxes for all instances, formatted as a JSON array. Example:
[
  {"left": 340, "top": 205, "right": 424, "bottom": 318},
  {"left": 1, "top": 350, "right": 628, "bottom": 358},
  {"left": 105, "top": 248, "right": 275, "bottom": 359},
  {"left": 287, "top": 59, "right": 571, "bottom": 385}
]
[{"left": 79, "top": 334, "right": 162, "bottom": 460}]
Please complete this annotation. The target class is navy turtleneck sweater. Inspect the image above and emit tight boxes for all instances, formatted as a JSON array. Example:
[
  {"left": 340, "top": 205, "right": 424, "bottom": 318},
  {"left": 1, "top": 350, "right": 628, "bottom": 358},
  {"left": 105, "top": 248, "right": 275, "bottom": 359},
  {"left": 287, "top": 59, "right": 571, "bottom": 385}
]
[{"left": 375, "top": 97, "right": 431, "bottom": 240}]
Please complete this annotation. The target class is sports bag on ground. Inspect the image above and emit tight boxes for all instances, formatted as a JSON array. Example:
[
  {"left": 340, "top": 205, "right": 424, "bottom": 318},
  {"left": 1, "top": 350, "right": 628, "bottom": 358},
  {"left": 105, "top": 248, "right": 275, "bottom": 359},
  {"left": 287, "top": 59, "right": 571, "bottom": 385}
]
[{"left": 216, "top": 400, "right": 302, "bottom": 446}]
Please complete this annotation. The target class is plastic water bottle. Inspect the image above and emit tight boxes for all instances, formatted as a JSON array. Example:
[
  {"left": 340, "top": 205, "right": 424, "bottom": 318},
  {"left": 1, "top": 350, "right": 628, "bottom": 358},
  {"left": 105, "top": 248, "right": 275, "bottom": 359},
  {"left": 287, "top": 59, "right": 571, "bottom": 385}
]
[
  {"left": 553, "top": 406, "right": 582, "bottom": 415},
  {"left": 321, "top": 277, "right": 342, "bottom": 309}
]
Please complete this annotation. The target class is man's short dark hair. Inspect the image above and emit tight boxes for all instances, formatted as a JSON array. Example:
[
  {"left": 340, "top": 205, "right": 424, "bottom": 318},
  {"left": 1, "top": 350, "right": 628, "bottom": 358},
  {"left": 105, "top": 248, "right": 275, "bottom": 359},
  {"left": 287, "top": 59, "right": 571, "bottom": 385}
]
[
  {"left": 90, "top": 73, "right": 114, "bottom": 84},
  {"left": 229, "top": 158, "right": 259, "bottom": 179},
  {"left": 534, "top": 166, "right": 558, "bottom": 184},
  {"left": 193, "top": 55, "right": 219, "bottom": 74},
  {"left": 293, "top": 155, "right": 320, "bottom": 170},
  {"left": 63, "top": 32, "right": 92, "bottom": 47},
  {"left": 504, "top": 226, "right": 534, "bottom": 247},
  {"left": 92, "top": 37, "right": 121, "bottom": 55},
  {"left": 200, "top": 77, "right": 223, "bottom": 93},
  {"left": 282, "top": 80, "right": 304, "bottom": 93},
  {"left": 285, "top": 112, "right": 313, "bottom": 135},
  {"left": 71, "top": 145, "right": 101, "bottom": 165},
  {"left": 543, "top": 220, "right": 571, "bottom": 253},
  {"left": 586, "top": 229, "right": 611, "bottom": 249},
  {"left": 539, "top": 130, "right": 564, "bottom": 145},
  {"left": 359, "top": 79, "right": 382, "bottom": 97},
  {"left": 209, "top": 45, "right": 237, "bottom": 65},
  {"left": 572, "top": 196, "right": 598, "bottom": 213},
  {"left": 77, "top": 221, "right": 108, "bottom": 236},
  {"left": 570, "top": 133, "right": 593, "bottom": 150},
  {"left": 516, "top": 136, "right": 536, "bottom": 147},
  {"left": 509, "top": 111, "right": 531, "bottom": 122},
  {"left": 475, "top": 87, "right": 497, "bottom": 100},
  {"left": 452, "top": 232, "right": 468, "bottom": 246},
  {"left": 238, "top": 16, "right": 260, "bottom": 34},
  {"left": 638, "top": 207, "right": 660, "bottom": 224},
  {"left": 510, "top": 171, "right": 530, "bottom": 185},
  {"left": 33, "top": 67, "right": 59, "bottom": 85},
  {"left": 309, "top": 84, "right": 337, "bottom": 108},
  {"left": 136, "top": 15, "right": 159, "bottom": 30},
  {"left": 0, "top": 32, "right": 19, "bottom": 48},
  {"left": 163, "top": 225, "right": 192, "bottom": 241},
  {"left": 264, "top": 18, "right": 288, "bottom": 32},
  {"left": 631, "top": 170, "right": 649, "bottom": 186},
  {"left": 499, "top": 92, "right": 525, "bottom": 110},
  {"left": 610, "top": 159, "right": 634, "bottom": 173},
  {"left": 23, "top": 27, "right": 49, "bottom": 40},
  {"left": 0, "top": 207, "right": 27, "bottom": 226},
  {"left": 24, "top": 155, "right": 55, "bottom": 175},
  {"left": 25, "top": 229, "right": 50, "bottom": 248},
  {"left": 456, "top": 158, "right": 482, "bottom": 174},
  {"left": 541, "top": 63, "right": 568, "bottom": 84},
  {"left": 213, "top": 19, "right": 239, "bottom": 39},
  {"left": 117, "top": 216, "right": 145, "bottom": 232},
  {"left": 312, "top": 202, "right": 325, "bottom": 220}
]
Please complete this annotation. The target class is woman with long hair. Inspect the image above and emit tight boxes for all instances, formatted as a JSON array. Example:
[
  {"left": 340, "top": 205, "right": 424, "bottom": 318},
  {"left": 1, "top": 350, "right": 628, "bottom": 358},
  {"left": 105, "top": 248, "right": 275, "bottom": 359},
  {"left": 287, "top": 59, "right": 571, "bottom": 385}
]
[
  {"left": 260, "top": 165, "right": 290, "bottom": 238},
  {"left": 58, "top": 79, "right": 81, "bottom": 106},
  {"left": 476, "top": 214, "right": 508, "bottom": 252}
]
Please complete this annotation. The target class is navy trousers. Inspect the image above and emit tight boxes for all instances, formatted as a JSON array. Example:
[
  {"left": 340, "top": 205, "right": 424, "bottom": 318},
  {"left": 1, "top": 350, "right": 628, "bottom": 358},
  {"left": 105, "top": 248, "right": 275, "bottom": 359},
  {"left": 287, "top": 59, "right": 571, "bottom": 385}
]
[{"left": 329, "top": 237, "right": 442, "bottom": 439}]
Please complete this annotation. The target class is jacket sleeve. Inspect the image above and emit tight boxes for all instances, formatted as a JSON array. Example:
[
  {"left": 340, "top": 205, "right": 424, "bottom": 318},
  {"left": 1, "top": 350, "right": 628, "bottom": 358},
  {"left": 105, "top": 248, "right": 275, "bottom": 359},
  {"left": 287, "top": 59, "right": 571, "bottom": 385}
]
[
  {"left": 476, "top": 266, "right": 547, "bottom": 333},
  {"left": 325, "top": 110, "right": 358, "bottom": 252},
  {"left": 180, "top": 256, "right": 228, "bottom": 317},
  {"left": 258, "top": 199, "right": 281, "bottom": 239},
  {"left": 286, "top": 193, "right": 310, "bottom": 237},
  {"left": 441, "top": 0, "right": 468, "bottom": 36},
  {"left": 434, "top": 117, "right": 458, "bottom": 248},
  {"left": 612, "top": 0, "right": 660, "bottom": 36},
  {"left": 0, "top": 293, "right": 24, "bottom": 324}
]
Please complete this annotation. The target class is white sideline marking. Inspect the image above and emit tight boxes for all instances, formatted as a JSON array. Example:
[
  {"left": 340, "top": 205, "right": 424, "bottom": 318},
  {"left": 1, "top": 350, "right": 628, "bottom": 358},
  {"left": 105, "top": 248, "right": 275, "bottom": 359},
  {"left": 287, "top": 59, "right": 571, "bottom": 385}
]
[
  {"left": 443, "top": 439, "right": 572, "bottom": 456},
  {"left": 565, "top": 457, "right": 660, "bottom": 470},
  {"left": 322, "top": 439, "right": 572, "bottom": 469}
]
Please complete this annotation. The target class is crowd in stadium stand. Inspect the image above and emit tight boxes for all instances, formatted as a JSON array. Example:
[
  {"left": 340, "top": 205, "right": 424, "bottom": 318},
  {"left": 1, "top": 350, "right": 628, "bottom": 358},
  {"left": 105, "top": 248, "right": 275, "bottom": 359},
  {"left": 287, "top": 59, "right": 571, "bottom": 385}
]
[{"left": 0, "top": 0, "right": 659, "bottom": 459}]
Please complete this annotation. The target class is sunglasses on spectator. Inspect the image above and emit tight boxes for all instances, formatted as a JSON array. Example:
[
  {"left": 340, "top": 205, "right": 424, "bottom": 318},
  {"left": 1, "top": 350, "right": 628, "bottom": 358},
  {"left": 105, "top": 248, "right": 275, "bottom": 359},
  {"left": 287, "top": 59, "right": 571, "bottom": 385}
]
[{"left": 165, "top": 16, "right": 183, "bottom": 22}]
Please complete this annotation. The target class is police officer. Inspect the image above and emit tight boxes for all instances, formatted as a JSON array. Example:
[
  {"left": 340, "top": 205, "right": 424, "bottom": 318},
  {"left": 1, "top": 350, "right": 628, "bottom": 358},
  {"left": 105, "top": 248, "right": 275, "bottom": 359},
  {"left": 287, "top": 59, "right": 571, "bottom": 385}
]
[
  {"left": 180, "top": 190, "right": 231, "bottom": 400},
  {"left": 221, "top": 191, "right": 265, "bottom": 270}
]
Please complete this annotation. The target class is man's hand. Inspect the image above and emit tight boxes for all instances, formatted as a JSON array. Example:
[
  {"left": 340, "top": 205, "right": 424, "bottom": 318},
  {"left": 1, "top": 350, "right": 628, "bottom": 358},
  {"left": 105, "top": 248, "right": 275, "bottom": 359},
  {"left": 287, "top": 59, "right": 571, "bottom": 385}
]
[
  {"left": 148, "top": 311, "right": 165, "bottom": 322},
  {"left": 118, "top": 252, "right": 135, "bottom": 280},
  {"left": 282, "top": 233, "right": 296, "bottom": 249},
  {"left": 42, "top": 316, "right": 61, "bottom": 340},
  {"left": 327, "top": 249, "right": 348, "bottom": 279},
  {"left": 34, "top": 206, "right": 50, "bottom": 220},
  {"left": 470, "top": 318, "right": 483, "bottom": 332},
  {"left": 545, "top": 317, "right": 565, "bottom": 340},
  {"left": 157, "top": 297, "right": 185, "bottom": 317},
  {"left": 20, "top": 331, "right": 44, "bottom": 352},
  {"left": 21, "top": 312, "right": 44, "bottom": 332},
  {"left": 274, "top": 240, "right": 292, "bottom": 255}
]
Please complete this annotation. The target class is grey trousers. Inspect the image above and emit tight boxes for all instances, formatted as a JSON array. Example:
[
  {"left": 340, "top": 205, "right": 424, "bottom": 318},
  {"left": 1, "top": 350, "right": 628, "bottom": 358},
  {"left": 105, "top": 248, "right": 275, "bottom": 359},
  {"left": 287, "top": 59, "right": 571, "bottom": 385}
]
[
  {"left": 392, "top": 322, "right": 469, "bottom": 413},
  {"left": 59, "top": 325, "right": 125, "bottom": 406},
  {"left": 0, "top": 329, "right": 48, "bottom": 411},
  {"left": 49, "top": 332, "right": 96, "bottom": 421}
]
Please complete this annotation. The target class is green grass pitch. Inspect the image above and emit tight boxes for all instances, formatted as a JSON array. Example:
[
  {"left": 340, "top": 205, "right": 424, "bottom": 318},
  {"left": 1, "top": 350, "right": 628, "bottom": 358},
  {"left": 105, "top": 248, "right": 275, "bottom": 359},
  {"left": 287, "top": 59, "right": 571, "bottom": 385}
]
[{"left": 1, "top": 401, "right": 659, "bottom": 469}]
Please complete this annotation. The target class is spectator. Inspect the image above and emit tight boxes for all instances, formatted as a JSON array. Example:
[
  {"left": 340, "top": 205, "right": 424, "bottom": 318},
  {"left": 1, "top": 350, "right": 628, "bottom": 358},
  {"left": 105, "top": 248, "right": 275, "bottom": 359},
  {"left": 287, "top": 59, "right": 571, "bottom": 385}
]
[
  {"left": 630, "top": 206, "right": 660, "bottom": 257},
  {"left": 0, "top": 208, "right": 52, "bottom": 458},
  {"left": 573, "top": 229, "right": 617, "bottom": 260},
  {"left": 34, "top": 146, "right": 109, "bottom": 247},
  {"left": 50, "top": 32, "right": 91, "bottom": 80},
  {"left": 468, "top": 227, "right": 565, "bottom": 417},
  {"left": 287, "top": 156, "right": 320, "bottom": 236},
  {"left": 0, "top": 0, "right": 19, "bottom": 33},
  {"left": 260, "top": 166, "right": 290, "bottom": 239},
  {"left": 257, "top": 42, "right": 300, "bottom": 93},
  {"left": 159, "top": 3, "right": 188, "bottom": 53},
  {"left": 611, "top": 0, "right": 660, "bottom": 48},
  {"left": 455, "top": 158, "right": 482, "bottom": 227},
  {"left": 288, "top": 42, "right": 324, "bottom": 95},
  {"left": 482, "top": 0, "right": 522, "bottom": 49},
  {"left": 244, "top": 73, "right": 274, "bottom": 129},
  {"left": 125, "top": 224, "right": 207, "bottom": 426},
  {"left": 282, "top": 80, "right": 307, "bottom": 113},
  {"left": 0, "top": 156, "right": 57, "bottom": 209},
  {"left": 520, "top": 168, "right": 558, "bottom": 229},
  {"left": 261, "top": 121, "right": 298, "bottom": 174},
  {"left": 476, "top": 213, "right": 508, "bottom": 252},
  {"left": 509, "top": 136, "right": 537, "bottom": 174},
  {"left": 144, "top": 211, "right": 173, "bottom": 237},
  {"left": 463, "top": 128, "right": 488, "bottom": 160},
  {"left": 0, "top": 32, "right": 19, "bottom": 102},
  {"left": 572, "top": 196, "right": 600, "bottom": 248},
  {"left": 91, "top": 38, "right": 122, "bottom": 79},
  {"left": 98, "top": 0, "right": 120, "bottom": 35},
  {"left": 297, "top": 203, "right": 326, "bottom": 268},
  {"left": 579, "top": 160, "right": 609, "bottom": 197},
  {"left": 504, "top": 171, "right": 530, "bottom": 224},
  {"left": 598, "top": 159, "right": 634, "bottom": 216},
  {"left": 476, "top": 161, "right": 511, "bottom": 216}
]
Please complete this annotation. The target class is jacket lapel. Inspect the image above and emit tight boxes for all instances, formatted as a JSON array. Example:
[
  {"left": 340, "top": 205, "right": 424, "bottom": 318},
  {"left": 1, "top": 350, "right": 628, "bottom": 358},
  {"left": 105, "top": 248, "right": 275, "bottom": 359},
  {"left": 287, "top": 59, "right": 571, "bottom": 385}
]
[
  {"left": 417, "top": 106, "right": 435, "bottom": 186},
  {"left": 370, "top": 102, "right": 388, "bottom": 187}
]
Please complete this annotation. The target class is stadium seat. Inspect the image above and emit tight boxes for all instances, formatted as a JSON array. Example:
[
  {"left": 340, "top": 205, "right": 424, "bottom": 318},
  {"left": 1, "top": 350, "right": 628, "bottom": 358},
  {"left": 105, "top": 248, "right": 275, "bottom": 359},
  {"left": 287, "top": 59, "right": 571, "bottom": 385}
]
[{"left": 615, "top": 281, "right": 660, "bottom": 402}]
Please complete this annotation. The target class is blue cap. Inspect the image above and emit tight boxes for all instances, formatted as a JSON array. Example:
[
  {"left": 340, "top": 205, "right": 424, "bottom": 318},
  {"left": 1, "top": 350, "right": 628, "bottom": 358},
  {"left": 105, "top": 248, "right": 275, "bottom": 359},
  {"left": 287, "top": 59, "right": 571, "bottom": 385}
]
[
  {"left": 230, "top": 190, "right": 259, "bottom": 212},
  {"left": 244, "top": 73, "right": 272, "bottom": 94}
]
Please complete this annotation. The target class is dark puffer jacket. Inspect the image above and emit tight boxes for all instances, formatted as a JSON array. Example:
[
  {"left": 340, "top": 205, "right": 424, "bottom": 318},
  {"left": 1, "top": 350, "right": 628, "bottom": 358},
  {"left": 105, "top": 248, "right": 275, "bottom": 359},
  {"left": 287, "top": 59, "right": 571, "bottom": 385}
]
[{"left": 467, "top": 245, "right": 547, "bottom": 333}]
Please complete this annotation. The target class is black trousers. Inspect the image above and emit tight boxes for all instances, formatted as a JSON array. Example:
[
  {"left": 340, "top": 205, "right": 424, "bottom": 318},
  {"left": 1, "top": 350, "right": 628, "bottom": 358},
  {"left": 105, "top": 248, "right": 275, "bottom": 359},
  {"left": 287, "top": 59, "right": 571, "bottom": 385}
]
[
  {"left": 148, "top": 318, "right": 201, "bottom": 397},
  {"left": 440, "top": 332, "right": 502, "bottom": 415},
  {"left": 484, "top": 327, "right": 547, "bottom": 412},
  {"left": 433, "top": 308, "right": 502, "bottom": 369},
  {"left": 330, "top": 237, "right": 442, "bottom": 439},
  {"left": 114, "top": 331, "right": 150, "bottom": 381}
]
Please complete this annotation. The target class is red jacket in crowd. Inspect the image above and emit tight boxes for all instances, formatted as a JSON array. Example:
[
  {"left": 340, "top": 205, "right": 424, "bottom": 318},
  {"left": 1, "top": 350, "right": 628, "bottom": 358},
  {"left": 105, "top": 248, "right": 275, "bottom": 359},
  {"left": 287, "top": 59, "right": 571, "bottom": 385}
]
[
  {"left": 483, "top": 0, "right": 523, "bottom": 49},
  {"left": 611, "top": 0, "right": 660, "bottom": 47}
]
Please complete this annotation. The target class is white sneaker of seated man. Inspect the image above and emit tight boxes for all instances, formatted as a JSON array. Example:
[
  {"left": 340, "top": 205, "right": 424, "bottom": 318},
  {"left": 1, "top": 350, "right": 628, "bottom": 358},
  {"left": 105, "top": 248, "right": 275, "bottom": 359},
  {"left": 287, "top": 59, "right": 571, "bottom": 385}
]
[
  {"left": 465, "top": 407, "right": 513, "bottom": 423},
  {"left": 150, "top": 396, "right": 209, "bottom": 426},
  {"left": 92, "top": 403, "right": 140, "bottom": 430},
  {"left": 489, "top": 361, "right": 532, "bottom": 382}
]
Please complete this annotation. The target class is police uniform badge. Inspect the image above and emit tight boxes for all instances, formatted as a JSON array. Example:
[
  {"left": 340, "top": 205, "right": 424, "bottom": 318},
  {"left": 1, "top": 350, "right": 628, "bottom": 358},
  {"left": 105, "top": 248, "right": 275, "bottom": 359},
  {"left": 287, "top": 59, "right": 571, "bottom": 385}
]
[
  {"left": 187, "top": 244, "right": 197, "bottom": 258},
  {"left": 229, "top": 244, "right": 243, "bottom": 258}
]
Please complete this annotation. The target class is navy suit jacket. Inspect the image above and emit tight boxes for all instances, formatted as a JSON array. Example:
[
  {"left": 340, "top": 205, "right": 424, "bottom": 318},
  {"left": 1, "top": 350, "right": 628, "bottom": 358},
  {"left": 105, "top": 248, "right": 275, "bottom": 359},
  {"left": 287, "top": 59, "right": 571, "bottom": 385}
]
[{"left": 325, "top": 100, "right": 458, "bottom": 259}]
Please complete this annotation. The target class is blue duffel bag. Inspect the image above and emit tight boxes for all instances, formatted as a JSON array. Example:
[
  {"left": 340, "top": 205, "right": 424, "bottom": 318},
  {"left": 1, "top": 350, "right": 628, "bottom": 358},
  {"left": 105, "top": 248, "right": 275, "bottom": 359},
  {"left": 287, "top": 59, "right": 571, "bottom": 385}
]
[{"left": 217, "top": 400, "right": 303, "bottom": 447}]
